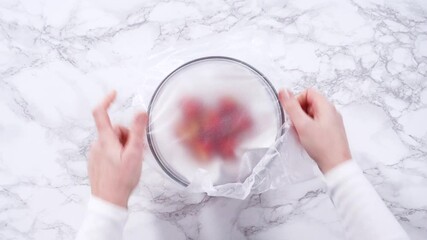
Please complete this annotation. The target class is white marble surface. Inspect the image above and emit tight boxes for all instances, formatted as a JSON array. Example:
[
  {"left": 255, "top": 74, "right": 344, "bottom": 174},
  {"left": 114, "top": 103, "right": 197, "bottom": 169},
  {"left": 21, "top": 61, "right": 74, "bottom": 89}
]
[{"left": 1, "top": 0, "right": 426, "bottom": 239}]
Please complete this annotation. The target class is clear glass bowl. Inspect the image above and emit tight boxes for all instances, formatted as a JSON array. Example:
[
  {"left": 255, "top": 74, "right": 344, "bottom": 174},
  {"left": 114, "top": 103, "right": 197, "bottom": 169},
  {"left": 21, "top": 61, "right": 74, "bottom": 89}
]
[{"left": 147, "top": 56, "right": 284, "bottom": 186}]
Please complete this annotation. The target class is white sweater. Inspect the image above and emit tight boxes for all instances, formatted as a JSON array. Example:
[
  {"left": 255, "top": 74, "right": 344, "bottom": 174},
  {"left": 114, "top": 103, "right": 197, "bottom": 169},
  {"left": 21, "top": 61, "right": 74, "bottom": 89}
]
[{"left": 76, "top": 160, "right": 409, "bottom": 240}]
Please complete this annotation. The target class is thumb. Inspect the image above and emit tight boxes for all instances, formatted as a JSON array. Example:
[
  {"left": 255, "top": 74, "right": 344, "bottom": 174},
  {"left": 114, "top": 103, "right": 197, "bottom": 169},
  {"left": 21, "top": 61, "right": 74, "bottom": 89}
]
[
  {"left": 279, "top": 89, "right": 312, "bottom": 130},
  {"left": 124, "top": 112, "right": 148, "bottom": 157}
]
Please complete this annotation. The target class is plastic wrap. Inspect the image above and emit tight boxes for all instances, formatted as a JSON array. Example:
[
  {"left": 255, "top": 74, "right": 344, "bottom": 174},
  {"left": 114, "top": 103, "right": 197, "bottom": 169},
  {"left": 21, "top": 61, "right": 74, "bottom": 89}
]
[{"left": 135, "top": 31, "right": 320, "bottom": 199}]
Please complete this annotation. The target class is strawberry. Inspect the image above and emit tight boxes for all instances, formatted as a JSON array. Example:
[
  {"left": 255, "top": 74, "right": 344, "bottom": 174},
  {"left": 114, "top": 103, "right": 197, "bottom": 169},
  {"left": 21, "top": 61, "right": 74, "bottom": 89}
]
[
  {"left": 181, "top": 97, "right": 203, "bottom": 119},
  {"left": 233, "top": 110, "right": 252, "bottom": 133},
  {"left": 218, "top": 137, "right": 236, "bottom": 159},
  {"left": 201, "top": 110, "right": 222, "bottom": 140},
  {"left": 176, "top": 96, "right": 253, "bottom": 162},
  {"left": 190, "top": 136, "right": 214, "bottom": 161},
  {"left": 218, "top": 97, "right": 238, "bottom": 114},
  {"left": 175, "top": 119, "right": 200, "bottom": 140}
]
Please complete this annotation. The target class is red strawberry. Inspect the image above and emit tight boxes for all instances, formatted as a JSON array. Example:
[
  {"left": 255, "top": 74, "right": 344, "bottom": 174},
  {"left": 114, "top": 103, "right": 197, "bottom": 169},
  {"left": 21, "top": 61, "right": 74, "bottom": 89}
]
[
  {"left": 218, "top": 137, "right": 237, "bottom": 159},
  {"left": 233, "top": 110, "right": 252, "bottom": 133},
  {"left": 218, "top": 97, "right": 238, "bottom": 114},
  {"left": 191, "top": 137, "right": 214, "bottom": 161},
  {"left": 181, "top": 98, "right": 203, "bottom": 119},
  {"left": 176, "top": 95, "right": 253, "bottom": 163},
  {"left": 201, "top": 110, "right": 222, "bottom": 140},
  {"left": 176, "top": 119, "right": 200, "bottom": 140}
]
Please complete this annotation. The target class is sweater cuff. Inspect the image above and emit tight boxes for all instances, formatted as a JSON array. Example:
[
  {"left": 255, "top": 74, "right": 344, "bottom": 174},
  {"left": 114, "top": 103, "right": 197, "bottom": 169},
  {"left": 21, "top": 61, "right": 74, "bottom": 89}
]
[
  {"left": 88, "top": 195, "right": 128, "bottom": 224},
  {"left": 323, "top": 160, "right": 363, "bottom": 190}
]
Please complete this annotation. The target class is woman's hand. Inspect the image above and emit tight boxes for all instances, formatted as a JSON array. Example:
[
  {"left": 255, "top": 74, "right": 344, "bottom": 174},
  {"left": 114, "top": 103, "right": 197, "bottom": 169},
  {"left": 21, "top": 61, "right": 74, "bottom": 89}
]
[
  {"left": 89, "top": 91, "right": 147, "bottom": 208},
  {"left": 279, "top": 88, "right": 351, "bottom": 173}
]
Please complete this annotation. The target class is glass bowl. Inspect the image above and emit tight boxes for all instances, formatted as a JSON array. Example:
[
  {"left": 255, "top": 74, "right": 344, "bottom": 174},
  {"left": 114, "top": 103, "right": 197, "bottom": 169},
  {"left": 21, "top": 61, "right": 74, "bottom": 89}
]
[{"left": 147, "top": 56, "right": 284, "bottom": 186}]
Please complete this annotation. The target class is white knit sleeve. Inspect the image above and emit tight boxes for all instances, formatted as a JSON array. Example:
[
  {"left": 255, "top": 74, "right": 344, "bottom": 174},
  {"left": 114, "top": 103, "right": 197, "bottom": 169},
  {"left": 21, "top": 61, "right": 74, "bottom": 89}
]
[
  {"left": 324, "top": 160, "right": 409, "bottom": 240},
  {"left": 76, "top": 196, "right": 128, "bottom": 240}
]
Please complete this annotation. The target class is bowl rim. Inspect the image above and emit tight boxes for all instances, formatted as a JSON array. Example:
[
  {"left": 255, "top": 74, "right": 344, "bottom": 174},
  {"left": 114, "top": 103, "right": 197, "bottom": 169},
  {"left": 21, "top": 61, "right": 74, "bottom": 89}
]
[{"left": 146, "top": 56, "right": 285, "bottom": 186}]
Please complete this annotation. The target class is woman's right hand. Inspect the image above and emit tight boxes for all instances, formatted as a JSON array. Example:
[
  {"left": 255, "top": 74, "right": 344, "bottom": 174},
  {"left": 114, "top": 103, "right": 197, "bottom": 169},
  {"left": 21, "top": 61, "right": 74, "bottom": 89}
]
[{"left": 279, "top": 88, "right": 352, "bottom": 173}]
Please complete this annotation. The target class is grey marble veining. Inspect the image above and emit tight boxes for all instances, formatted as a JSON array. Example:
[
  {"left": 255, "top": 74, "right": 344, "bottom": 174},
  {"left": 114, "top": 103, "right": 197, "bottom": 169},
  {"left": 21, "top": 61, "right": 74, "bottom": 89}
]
[{"left": 0, "top": 0, "right": 426, "bottom": 239}]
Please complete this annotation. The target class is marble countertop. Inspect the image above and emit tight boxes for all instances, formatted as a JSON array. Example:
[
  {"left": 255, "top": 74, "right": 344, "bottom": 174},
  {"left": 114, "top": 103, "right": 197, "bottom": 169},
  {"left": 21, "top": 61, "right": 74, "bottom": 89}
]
[{"left": 1, "top": 0, "right": 426, "bottom": 239}]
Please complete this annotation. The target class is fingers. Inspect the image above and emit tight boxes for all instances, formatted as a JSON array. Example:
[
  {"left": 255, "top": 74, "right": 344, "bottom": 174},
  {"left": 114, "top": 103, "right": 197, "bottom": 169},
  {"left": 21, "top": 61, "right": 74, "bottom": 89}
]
[
  {"left": 125, "top": 112, "right": 148, "bottom": 154},
  {"left": 293, "top": 88, "right": 334, "bottom": 119},
  {"left": 304, "top": 89, "right": 333, "bottom": 118},
  {"left": 93, "top": 91, "right": 117, "bottom": 136},
  {"left": 279, "top": 89, "right": 312, "bottom": 130},
  {"left": 296, "top": 90, "right": 317, "bottom": 118},
  {"left": 113, "top": 125, "right": 130, "bottom": 146},
  {"left": 296, "top": 90, "right": 309, "bottom": 113}
]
